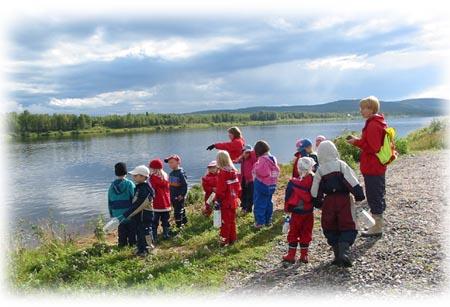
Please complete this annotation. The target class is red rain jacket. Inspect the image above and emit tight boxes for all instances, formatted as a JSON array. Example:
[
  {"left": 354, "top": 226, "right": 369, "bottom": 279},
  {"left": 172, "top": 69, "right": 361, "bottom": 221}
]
[
  {"left": 202, "top": 172, "right": 218, "bottom": 204},
  {"left": 149, "top": 174, "right": 171, "bottom": 212},
  {"left": 353, "top": 114, "right": 388, "bottom": 176},
  {"left": 215, "top": 167, "right": 242, "bottom": 209},
  {"left": 215, "top": 137, "right": 246, "bottom": 162}
]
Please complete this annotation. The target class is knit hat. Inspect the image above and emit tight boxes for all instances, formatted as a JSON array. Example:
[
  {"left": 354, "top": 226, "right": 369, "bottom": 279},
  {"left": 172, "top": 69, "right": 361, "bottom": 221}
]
[
  {"left": 316, "top": 135, "right": 326, "bottom": 143},
  {"left": 114, "top": 162, "right": 127, "bottom": 176},
  {"left": 242, "top": 145, "right": 253, "bottom": 152},
  {"left": 207, "top": 160, "right": 217, "bottom": 168},
  {"left": 296, "top": 138, "right": 312, "bottom": 152},
  {"left": 164, "top": 154, "right": 181, "bottom": 163},
  {"left": 149, "top": 159, "right": 163, "bottom": 170}
]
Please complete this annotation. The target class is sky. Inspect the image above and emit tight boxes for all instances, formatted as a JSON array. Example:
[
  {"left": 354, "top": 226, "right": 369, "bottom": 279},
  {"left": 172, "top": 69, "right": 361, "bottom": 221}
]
[{"left": 4, "top": 13, "right": 450, "bottom": 114}]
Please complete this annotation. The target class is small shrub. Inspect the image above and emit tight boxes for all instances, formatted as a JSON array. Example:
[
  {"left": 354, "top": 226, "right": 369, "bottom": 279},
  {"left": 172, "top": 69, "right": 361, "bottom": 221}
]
[
  {"left": 185, "top": 184, "right": 204, "bottom": 206},
  {"left": 334, "top": 131, "right": 360, "bottom": 170}
]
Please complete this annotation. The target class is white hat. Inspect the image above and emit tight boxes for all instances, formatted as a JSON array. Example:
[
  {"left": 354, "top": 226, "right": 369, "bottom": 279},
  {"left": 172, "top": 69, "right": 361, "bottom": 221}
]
[
  {"left": 298, "top": 157, "right": 316, "bottom": 171},
  {"left": 129, "top": 165, "right": 150, "bottom": 177}
]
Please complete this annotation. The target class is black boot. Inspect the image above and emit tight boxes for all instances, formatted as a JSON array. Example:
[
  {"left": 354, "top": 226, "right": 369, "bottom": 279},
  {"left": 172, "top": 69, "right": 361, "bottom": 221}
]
[
  {"left": 331, "top": 244, "right": 340, "bottom": 266},
  {"left": 338, "top": 242, "right": 352, "bottom": 267}
]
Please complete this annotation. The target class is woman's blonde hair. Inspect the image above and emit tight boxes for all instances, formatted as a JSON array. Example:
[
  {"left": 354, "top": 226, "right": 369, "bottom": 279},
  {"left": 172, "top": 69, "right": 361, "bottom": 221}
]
[
  {"left": 360, "top": 96, "right": 380, "bottom": 114},
  {"left": 227, "top": 126, "right": 242, "bottom": 139},
  {"left": 216, "top": 150, "right": 236, "bottom": 171}
]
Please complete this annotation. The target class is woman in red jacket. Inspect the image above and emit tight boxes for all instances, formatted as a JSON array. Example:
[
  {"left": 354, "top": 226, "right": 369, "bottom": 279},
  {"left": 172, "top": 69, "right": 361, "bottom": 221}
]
[
  {"left": 215, "top": 150, "right": 242, "bottom": 246},
  {"left": 347, "top": 96, "right": 388, "bottom": 237},
  {"left": 149, "top": 159, "right": 172, "bottom": 241},
  {"left": 201, "top": 160, "right": 219, "bottom": 217},
  {"left": 206, "top": 127, "right": 245, "bottom": 163}
]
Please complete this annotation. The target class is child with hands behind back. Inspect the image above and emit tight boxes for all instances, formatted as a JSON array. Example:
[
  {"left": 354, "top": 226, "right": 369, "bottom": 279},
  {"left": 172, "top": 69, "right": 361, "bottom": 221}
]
[
  {"left": 149, "top": 159, "right": 172, "bottom": 241},
  {"left": 282, "top": 157, "right": 316, "bottom": 264}
]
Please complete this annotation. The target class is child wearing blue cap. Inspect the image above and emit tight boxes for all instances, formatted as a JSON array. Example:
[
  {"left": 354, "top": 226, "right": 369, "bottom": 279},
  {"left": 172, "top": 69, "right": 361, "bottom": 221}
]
[{"left": 293, "top": 139, "right": 318, "bottom": 178}]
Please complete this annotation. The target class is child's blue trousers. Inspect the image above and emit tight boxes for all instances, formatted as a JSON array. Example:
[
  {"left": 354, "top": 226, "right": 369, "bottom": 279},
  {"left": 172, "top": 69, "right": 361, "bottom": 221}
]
[{"left": 253, "top": 179, "right": 276, "bottom": 225}]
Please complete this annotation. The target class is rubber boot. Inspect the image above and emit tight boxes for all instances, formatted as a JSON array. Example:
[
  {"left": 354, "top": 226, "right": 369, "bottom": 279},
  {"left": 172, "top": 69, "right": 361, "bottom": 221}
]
[
  {"left": 282, "top": 243, "right": 297, "bottom": 263},
  {"left": 331, "top": 244, "right": 340, "bottom": 266},
  {"left": 361, "top": 214, "right": 383, "bottom": 237},
  {"left": 299, "top": 246, "right": 309, "bottom": 263},
  {"left": 338, "top": 242, "right": 352, "bottom": 267},
  {"left": 163, "top": 227, "right": 170, "bottom": 240}
]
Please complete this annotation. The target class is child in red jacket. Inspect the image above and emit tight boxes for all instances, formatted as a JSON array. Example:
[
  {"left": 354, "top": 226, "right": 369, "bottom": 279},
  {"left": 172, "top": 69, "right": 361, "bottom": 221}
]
[
  {"left": 347, "top": 96, "right": 388, "bottom": 237},
  {"left": 201, "top": 160, "right": 218, "bottom": 217},
  {"left": 149, "top": 159, "right": 172, "bottom": 241},
  {"left": 215, "top": 150, "right": 242, "bottom": 246},
  {"left": 283, "top": 157, "right": 316, "bottom": 264}
]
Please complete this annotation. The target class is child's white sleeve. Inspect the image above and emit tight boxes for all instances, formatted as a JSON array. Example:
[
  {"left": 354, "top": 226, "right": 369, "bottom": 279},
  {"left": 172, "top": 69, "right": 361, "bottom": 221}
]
[{"left": 311, "top": 172, "right": 321, "bottom": 198}]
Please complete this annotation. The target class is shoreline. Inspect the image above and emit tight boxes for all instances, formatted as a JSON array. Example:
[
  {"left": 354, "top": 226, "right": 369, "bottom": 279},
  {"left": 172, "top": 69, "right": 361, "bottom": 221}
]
[{"left": 6, "top": 114, "right": 433, "bottom": 143}]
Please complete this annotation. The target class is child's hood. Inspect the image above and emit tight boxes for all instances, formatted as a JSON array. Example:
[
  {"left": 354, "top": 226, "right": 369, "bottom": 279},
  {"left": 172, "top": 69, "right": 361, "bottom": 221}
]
[
  {"left": 112, "top": 179, "right": 130, "bottom": 195},
  {"left": 369, "top": 113, "right": 387, "bottom": 126},
  {"left": 317, "top": 140, "right": 339, "bottom": 165}
]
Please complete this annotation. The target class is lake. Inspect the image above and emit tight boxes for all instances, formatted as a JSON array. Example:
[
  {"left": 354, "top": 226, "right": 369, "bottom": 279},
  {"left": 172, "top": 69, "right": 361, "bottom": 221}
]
[{"left": 6, "top": 116, "right": 436, "bottom": 235}]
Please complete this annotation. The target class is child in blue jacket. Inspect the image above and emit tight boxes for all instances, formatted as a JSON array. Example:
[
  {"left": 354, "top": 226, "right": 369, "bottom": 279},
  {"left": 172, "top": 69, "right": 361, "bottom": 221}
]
[{"left": 108, "top": 162, "right": 136, "bottom": 247}]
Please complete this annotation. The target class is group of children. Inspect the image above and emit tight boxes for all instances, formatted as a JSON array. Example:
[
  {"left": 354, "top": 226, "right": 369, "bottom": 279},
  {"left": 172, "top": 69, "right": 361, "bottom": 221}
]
[
  {"left": 108, "top": 155, "right": 188, "bottom": 256},
  {"left": 108, "top": 96, "right": 390, "bottom": 266}
]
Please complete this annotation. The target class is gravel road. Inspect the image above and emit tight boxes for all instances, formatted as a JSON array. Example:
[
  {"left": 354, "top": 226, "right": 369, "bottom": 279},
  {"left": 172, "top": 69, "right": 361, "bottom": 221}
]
[{"left": 226, "top": 151, "right": 448, "bottom": 296}]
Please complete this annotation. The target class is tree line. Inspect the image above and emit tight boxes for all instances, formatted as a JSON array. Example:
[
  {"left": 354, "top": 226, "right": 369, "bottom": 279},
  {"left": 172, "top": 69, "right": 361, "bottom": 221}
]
[{"left": 7, "top": 110, "right": 347, "bottom": 135}]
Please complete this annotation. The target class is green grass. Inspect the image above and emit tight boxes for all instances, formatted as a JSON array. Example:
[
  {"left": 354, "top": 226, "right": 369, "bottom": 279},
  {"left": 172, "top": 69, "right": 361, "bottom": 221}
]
[
  {"left": 9, "top": 180, "right": 290, "bottom": 293},
  {"left": 406, "top": 119, "right": 448, "bottom": 151}
]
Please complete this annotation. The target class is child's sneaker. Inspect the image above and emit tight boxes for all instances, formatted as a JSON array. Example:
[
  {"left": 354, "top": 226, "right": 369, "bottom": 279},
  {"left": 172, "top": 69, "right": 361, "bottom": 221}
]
[
  {"left": 254, "top": 223, "right": 264, "bottom": 230},
  {"left": 135, "top": 250, "right": 148, "bottom": 258},
  {"left": 162, "top": 227, "right": 171, "bottom": 240}
]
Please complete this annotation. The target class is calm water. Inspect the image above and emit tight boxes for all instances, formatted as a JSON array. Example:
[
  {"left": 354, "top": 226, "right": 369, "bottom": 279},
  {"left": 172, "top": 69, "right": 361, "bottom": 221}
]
[{"left": 6, "top": 116, "right": 436, "bottom": 233}]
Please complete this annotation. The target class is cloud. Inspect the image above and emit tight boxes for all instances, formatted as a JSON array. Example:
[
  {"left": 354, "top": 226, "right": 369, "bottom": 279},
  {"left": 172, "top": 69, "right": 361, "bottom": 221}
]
[
  {"left": 304, "top": 54, "right": 374, "bottom": 70},
  {"left": 344, "top": 18, "right": 402, "bottom": 38},
  {"left": 6, "top": 14, "right": 450, "bottom": 114},
  {"left": 48, "top": 88, "right": 159, "bottom": 108},
  {"left": 29, "top": 30, "right": 247, "bottom": 67}
]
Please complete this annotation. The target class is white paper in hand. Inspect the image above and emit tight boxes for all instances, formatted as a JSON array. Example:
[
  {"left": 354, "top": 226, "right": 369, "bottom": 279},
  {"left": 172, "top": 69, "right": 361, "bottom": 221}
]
[{"left": 103, "top": 217, "right": 120, "bottom": 233}]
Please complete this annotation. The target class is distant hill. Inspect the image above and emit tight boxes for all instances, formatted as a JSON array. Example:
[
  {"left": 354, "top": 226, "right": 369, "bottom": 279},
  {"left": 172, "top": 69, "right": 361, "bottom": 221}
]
[{"left": 190, "top": 98, "right": 448, "bottom": 116}]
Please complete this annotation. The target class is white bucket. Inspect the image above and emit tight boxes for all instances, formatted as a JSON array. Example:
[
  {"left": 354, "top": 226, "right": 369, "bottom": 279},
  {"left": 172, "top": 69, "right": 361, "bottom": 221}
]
[
  {"left": 356, "top": 208, "right": 376, "bottom": 229},
  {"left": 103, "top": 217, "right": 120, "bottom": 233},
  {"left": 213, "top": 209, "right": 221, "bottom": 228},
  {"left": 206, "top": 192, "right": 216, "bottom": 205}
]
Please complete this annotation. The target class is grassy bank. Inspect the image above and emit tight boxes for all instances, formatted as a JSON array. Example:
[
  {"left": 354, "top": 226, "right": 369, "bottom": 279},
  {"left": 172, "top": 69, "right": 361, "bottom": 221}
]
[
  {"left": 8, "top": 167, "right": 292, "bottom": 293},
  {"left": 9, "top": 116, "right": 354, "bottom": 142}
]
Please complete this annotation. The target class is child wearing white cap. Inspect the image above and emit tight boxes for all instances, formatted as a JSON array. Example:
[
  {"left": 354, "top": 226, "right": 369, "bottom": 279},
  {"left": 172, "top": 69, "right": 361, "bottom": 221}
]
[
  {"left": 201, "top": 160, "right": 218, "bottom": 216},
  {"left": 119, "top": 165, "right": 155, "bottom": 257}
]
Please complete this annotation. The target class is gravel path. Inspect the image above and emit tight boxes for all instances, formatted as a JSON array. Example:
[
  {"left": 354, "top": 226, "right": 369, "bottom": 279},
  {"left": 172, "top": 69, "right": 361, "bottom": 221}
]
[{"left": 226, "top": 151, "right": 448, "bottom": 296}]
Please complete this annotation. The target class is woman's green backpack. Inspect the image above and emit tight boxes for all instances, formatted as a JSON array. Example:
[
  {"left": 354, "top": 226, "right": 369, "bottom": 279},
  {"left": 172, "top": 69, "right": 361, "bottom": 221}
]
[{"left": 376, "top": 127, "right": 398, "bottom": 165}]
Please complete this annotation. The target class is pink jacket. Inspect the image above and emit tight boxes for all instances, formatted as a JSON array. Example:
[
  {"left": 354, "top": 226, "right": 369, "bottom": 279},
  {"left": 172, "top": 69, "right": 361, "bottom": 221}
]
[{"left": 253, "top": 154, "right": 280, "bottom": 186}]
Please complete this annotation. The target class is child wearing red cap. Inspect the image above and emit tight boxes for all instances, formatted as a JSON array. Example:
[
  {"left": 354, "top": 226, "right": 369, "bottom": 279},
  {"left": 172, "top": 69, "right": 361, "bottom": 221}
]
[
  {"left": 201, "top": 160, "right": 218, "bottom": 217},
  {"left": 149, "top": 159, "right": 172, "bottom": 241},
  {"left": 165, "top": 154, "right": 188, "bottom": 228}
]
